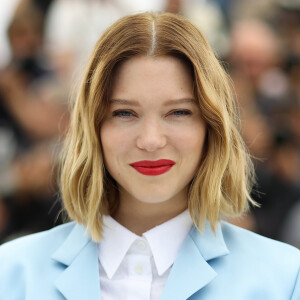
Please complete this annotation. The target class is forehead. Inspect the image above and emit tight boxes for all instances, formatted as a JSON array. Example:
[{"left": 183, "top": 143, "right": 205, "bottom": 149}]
[
  {"left": 110, "top": 55, "right": 194, "bottom": 101},
  {"left": 114, "top": 55, "right": 192, "bottom": 77}
]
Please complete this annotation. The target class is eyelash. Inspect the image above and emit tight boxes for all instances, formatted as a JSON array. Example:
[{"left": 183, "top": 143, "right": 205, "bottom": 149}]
[
  {"left": 112, "top": 109, "right": 192, "bottom": 119},
  {"left": 112, "top": 110, "right": 136, "bottom": 118},
  {"left": 168, "top": 110, "right": 192, "bottom": 117}
]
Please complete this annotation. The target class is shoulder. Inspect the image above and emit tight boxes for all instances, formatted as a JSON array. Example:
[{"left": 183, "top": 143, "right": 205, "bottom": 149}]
[
  {"left": 0, "top": 222, "right": 78, "bottom": 298},
  {"left": 0, "top": 222, "right": 76, "bottom": 272},
  {"left": 221, "top": 221, "right": 300, "bottom": 261},
  {"left": 205, "top": 222, "right": 300, "bottom": 299},
  {"left": 0, "top": 222, "right": 96, "bottom": 299},
  {"left": 186, "top": 222, "right": 300, "bottom": 299},
  {"left": 220, "top": 222, "right": 300, "bottom": 295}
]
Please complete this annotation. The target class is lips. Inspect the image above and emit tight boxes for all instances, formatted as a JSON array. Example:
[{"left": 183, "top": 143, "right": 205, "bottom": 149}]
[{"left": 130, "top": 159, "right": 176, "bottom": 176}]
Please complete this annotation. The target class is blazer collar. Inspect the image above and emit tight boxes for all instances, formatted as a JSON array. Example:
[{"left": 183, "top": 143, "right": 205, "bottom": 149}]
[
  {"left": 51, "top": 221, "right": 229, "bottom": 300},
  {"left": 51, "top": 223, "right": 101, "bottom": 300},
  {"left": 160, "top": 221, "right": 229, "bottom": 300},
  {"left": 189, "top": 221, "right": 230, "bottom": 261}
]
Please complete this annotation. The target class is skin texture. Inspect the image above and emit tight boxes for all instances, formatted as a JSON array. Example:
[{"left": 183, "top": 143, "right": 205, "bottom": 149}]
[{"left": 100, "top": 55, "right": 206, "bottom": 235}]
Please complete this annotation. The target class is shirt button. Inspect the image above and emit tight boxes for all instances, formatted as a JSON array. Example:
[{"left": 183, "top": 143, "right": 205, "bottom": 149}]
[
  {"left": 134, "top": 264, "right": 144, "bottom": 275},
  {"left": 136, "top": 240, "right": 147, "bottom": 251}
]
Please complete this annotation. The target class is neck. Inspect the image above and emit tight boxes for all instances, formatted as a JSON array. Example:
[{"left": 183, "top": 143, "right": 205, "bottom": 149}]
[{"left": 112, "top": 190, "right": 188, "bottom": 236}]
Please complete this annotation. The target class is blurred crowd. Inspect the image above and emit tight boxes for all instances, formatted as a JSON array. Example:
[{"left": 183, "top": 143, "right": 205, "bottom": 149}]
[{"left": 0, "top": 0, "right": 299, "bottom": 247}]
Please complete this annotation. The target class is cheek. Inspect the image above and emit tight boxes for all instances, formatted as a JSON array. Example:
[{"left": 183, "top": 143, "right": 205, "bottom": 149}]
[
  {"left": 100, "top": 127, "right": 121, "bottom": 180},
  {"left": 100, "top": 124, "right": 134, "bottom": 160},
  {"left": 100, "top": 125, "right": 117, "bottom": 161},
  {"left": 171, "top": 124, "right": 206, "bottom": 158}
]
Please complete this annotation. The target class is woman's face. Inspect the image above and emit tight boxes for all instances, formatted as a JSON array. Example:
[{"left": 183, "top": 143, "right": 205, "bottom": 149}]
[{"left": 100, "top": 55, "right": 206, "bottom": 207}]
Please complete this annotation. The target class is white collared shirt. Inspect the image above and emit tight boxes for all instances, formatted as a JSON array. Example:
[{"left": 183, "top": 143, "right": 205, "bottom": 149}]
[{"left": 98, "top": 210, "right": 193, "bottom": 300}]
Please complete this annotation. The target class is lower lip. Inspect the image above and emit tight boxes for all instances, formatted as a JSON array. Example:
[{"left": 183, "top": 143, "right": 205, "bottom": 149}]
[{"left": 132, "top": 165, "right": 174, "bottom": 176}]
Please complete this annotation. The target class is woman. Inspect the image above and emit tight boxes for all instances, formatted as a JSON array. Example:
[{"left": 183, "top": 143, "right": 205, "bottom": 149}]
[{"left": 0, "top": 12, "right": 299, "bottom": 300}]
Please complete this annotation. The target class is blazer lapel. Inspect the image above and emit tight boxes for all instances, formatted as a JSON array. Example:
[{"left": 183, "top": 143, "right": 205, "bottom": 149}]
[
  {"left": 160, "top": 222, "right": 229, "bottom": 300},
  {"left": 51, "top": 224, "right": 101, "bottom": 300}
]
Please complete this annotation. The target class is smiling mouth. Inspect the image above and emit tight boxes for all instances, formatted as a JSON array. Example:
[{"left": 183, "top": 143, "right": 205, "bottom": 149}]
[{"left": 130, "top": 159, "right": 176, "bottom": 176}]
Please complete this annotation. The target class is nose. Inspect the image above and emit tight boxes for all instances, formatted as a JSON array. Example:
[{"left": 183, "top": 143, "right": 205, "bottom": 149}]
[{"left": 136, "top": 118, "right": 167, "bottom": 152}]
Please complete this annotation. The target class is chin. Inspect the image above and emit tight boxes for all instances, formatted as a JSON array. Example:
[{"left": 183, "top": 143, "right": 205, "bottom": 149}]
[{"left": 133, "top": 191, "right": 177, "bottom": 205}]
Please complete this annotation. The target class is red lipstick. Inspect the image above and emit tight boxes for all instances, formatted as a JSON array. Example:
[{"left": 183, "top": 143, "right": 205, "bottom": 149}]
[{"left": 130, "top": 159, "right": 175, "bottom": 176}]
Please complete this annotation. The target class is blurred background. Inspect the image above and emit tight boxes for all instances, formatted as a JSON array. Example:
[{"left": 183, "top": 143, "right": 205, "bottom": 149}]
[{"left": 0, "top": 0, "right": 299, "bottom": 247}]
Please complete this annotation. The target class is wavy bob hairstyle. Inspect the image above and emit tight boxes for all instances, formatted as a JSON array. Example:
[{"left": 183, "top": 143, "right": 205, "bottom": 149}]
[{"left": 60, "top": 12, "right": 255, "bottom": 241}]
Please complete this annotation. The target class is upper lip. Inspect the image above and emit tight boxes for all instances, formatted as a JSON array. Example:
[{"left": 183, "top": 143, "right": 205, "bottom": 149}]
[{"left": 130, "top": 159, "right": 176, "bottom": 168}]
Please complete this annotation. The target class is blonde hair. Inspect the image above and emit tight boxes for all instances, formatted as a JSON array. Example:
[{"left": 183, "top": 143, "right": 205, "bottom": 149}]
[{"left": 60, "top": 12, "right": 256, "bottom": 241}]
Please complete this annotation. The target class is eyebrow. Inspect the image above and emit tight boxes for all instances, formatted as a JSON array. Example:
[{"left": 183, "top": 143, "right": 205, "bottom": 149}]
[
  {"left": 110, "top": 98, "right": 197, "bottom": 106},
  {"left": 163, "top": 98, "right": 197, "bottom": 106},
  {"left": 110, "top": 99, "right": 139, "bottom": 106}
]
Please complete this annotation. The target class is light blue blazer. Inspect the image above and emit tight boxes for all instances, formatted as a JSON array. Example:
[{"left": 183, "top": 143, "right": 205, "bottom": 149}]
[{"left": 0, "top": 221, "right": 299, "bottom": 299}]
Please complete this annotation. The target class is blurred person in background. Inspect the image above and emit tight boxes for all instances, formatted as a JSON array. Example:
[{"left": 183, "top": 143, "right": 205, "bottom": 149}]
[
  {"left": 44, "top": 0, "right": 167, "bottom": 87},
  {"left": 281, "top": 201, "right": 300, "bottom": 248},
  {"left": 0, "top": 0, "right": 68, "bottom": 243},
  {"left": 44, "top": 0, "right": 228, "bottom": 85}
]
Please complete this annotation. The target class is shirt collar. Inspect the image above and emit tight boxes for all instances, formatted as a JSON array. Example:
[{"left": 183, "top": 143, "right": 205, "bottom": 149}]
[
  {"left": 143, "top": 209, "right": 193, "bottom": 276},
  {"left": 98, "top": 215, "right": 138, "bottom": 279},
  {"left": 98, "top": 210, "right": 193, "bottom": 279}
]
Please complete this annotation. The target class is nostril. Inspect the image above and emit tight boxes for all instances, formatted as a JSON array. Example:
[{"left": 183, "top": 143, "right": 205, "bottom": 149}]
[
  {"left": 136, "top": 120, "right": 167, "bottom": 151},
  {"left": 136, "top": 137, "right": 167, "bottom": 152},
  {"left": 136, "top": 132, "right": 167, "bottom": 151}
]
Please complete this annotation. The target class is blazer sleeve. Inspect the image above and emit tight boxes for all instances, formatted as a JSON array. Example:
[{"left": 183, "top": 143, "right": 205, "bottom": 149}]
[
  {"left": 0, "top": 241, "right": 26, "bottom": 299},
  {"left": 291, "top": 267, "right": 300, "bottom": 300}
]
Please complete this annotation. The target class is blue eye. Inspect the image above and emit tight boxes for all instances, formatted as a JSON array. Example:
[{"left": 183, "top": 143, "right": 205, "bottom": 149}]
[
  {"left": 112, "top": 110, "right": 135, "bottom": 118},
  {"left": 171, "top": 110, "right": 192, "bottom": 116}
]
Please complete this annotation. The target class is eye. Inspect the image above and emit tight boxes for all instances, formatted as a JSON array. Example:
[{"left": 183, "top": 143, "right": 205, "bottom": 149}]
[
  {"left": 112, "top": 110, "right": 136, "bottom": 119},
  {"left": 169, "top": 109, "right": 192, "bottom": 117}
]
